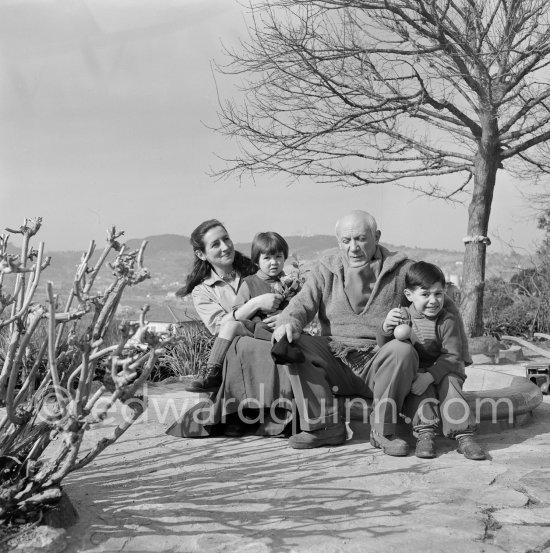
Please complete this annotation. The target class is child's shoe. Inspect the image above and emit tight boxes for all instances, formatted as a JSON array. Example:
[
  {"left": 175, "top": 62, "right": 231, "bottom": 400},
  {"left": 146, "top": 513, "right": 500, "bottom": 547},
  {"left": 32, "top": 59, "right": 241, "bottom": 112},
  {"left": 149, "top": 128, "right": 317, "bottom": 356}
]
[
  {"left": 184, "top": 365, "right": 222, "bottom": 393},
  {"left": 457, "top": 435, "right": 486, "bottom": 460},
  {"left": 415, "top": 430, "right": 436, "bottom": 458}
]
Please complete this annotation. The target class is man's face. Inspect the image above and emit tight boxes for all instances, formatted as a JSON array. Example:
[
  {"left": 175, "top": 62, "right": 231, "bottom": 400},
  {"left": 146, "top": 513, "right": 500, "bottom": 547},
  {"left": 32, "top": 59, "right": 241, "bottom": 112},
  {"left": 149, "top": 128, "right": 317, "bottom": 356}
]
[{"left": 336, "top": 215, "right": 380, "bottom": 268}]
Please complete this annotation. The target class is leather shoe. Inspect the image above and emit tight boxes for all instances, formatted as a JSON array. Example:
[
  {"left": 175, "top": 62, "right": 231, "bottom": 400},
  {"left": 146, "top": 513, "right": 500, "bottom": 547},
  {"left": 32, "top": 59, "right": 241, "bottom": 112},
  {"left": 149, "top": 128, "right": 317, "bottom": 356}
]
[
  {"left": 184, "top": 367, "right": 222, "bottom": 393},
  {"left": 457, "top": 435, "right": 486, "bottom": 460},
  {"left": 288, "top": 423, "right": 347, "bottom": 449},
  {"left": 415, "top": 431, "right": 437, "bottom": 459},
  {"left": 223, "top": 422, "right": 248, "bottom": 437},
  {"left": 370, "top": 429, "right": 409, "bottom": 456}
]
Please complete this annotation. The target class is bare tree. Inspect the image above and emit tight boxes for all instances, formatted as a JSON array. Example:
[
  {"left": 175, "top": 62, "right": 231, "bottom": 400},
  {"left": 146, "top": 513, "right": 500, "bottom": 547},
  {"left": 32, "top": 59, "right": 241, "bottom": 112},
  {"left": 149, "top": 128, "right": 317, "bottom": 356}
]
[{"left": 215, "top": 0, "right": 550, "bottom": 336}]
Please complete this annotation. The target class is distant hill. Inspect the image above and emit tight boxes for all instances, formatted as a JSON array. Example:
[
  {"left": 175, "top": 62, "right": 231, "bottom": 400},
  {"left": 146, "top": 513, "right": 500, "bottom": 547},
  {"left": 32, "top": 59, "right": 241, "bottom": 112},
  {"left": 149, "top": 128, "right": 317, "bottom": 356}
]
[
  {"left": 125, "top": 234, "right": 192, "bottom": 254},
  {"left": 6, "top": 233, "right": 535, "bottom": 322}
]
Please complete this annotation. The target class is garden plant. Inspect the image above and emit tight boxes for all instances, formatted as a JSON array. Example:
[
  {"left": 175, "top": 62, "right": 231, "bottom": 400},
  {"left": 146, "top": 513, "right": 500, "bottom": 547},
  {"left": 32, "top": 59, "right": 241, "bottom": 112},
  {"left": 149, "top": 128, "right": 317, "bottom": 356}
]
[{"left": 0, "top": 218, "right": 174, "bottom": 527}]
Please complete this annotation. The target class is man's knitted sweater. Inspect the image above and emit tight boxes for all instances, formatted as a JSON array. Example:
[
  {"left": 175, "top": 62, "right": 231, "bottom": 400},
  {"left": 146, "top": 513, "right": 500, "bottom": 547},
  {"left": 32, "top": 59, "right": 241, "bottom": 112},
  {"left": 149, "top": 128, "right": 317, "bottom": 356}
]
[{"left": 278, "top": 247, "right": 412, "bottom": 348}]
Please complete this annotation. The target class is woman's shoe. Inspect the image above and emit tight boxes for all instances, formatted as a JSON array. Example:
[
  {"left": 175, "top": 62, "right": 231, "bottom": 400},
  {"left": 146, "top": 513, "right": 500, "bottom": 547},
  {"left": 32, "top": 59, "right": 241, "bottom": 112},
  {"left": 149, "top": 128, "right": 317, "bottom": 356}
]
[{"left": 184, "top": 365, "right": 222, "bottom": 393}]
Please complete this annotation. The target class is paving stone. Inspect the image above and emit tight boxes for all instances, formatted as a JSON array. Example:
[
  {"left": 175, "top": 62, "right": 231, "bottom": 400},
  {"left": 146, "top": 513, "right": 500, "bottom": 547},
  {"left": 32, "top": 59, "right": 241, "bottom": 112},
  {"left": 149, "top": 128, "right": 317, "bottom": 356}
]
[
  {"left": 470, "top": 487, "right": 529, "bottom": 508},
  {"left": 494, "top": 525, "right": 550, "bottom": 553},
  {"left": 519, "top": 469, "right": 550, "bottom": 504},
  {"left": 493, "top": 506, "right": 550, "bottom": 524}
]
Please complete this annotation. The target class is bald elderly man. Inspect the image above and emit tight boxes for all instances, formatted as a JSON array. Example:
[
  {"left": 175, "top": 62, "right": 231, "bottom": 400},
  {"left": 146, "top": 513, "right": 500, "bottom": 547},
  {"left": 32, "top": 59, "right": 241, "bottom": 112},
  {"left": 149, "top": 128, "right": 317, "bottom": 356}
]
[{"left": 274, "top": 210, "right": 449, "bottom": 455}]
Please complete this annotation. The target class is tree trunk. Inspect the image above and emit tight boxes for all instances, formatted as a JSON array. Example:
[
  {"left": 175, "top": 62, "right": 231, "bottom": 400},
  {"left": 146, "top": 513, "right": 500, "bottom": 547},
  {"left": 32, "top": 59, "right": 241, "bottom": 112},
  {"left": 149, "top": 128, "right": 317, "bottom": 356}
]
[{"left": 460, "top": 147, "right": 498, "bottom": 337}]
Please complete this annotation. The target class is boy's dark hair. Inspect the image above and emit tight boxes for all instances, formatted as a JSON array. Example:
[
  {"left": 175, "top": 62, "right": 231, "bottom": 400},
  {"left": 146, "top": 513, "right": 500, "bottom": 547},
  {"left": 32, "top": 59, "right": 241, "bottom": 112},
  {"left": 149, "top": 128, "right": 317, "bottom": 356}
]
[
  {"left": 405, "top": 261, "right": 446, "bottom": 290},
  {"left": 250, "top": 232, "right": 289, "bottom": 265}
]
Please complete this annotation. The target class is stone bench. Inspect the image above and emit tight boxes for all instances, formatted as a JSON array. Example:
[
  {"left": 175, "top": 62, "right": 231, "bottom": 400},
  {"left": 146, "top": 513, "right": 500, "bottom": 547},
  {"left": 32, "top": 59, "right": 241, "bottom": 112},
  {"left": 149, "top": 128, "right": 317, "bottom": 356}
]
[
  {"left": 148, "top": 367, "right": 543, "bottom": 435},
  {"left": 343, "top": 367, "right": 543, "bottom": 433}
]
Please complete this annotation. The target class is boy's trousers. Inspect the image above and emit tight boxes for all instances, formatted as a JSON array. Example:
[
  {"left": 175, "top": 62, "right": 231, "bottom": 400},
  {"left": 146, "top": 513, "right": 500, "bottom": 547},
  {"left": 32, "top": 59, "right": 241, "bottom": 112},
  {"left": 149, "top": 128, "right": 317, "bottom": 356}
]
[{"left": 404, "top": 373, "right": 477, "bottom": 437}]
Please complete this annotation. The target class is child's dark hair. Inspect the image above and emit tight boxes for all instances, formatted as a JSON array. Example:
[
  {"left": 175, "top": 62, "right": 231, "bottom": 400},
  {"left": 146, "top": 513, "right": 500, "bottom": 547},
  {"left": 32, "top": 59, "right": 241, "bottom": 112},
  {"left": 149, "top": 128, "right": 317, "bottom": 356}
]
[
  {"left": 250, "top": 232, "right": 289, "bottom": 265},
  {"left": 405, "top": 261, "right": 446, "bottom": 290}
]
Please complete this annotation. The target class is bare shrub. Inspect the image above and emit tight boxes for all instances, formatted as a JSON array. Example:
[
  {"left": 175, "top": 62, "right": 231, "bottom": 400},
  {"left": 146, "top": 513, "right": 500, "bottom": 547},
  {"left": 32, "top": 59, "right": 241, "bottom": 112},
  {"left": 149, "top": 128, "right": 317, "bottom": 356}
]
[
  {"left": 0, "top": 218, "right": 174, "bottom": 523},
  {"left": 483, "top": 273, "right": 550, "bottom": 338}
]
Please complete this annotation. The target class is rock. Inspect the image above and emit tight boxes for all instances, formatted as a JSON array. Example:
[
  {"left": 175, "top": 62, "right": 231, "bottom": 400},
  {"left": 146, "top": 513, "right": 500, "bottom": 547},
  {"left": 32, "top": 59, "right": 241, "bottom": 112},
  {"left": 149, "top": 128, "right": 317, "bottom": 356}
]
[
  {"left": 498, "top": 346, "right": 524, "bottom": 363},
  {"left": 42, "top": 491, "right": 79, "bottom": 528},
  {"left": 10, "top": 526, "right": 67, "bottom": 553},
  {"left": 468, "top": 336, "right": 506, "bottom": 364}
]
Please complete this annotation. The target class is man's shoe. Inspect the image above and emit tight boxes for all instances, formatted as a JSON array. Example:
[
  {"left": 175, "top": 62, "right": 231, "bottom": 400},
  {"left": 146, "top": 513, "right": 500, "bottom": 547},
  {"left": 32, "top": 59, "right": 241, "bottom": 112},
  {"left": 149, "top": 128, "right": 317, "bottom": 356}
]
[
  {"left": 288, "top": 423, "right": 347, "bottom": 449},
  {"left": 223, "top": 421, "right": 248, "bottom": 437},
  {"left": 184, "top": 365, "right": 222, "bottom": 393},
  {"left": 415, "top": 431, "right": 437, "bottom": 459},
  {"left": 457, "top": 435, "right": 486, "bottom": 460},
  {"left": 370, "top": 429, "right": 409, "bottom": 456}
]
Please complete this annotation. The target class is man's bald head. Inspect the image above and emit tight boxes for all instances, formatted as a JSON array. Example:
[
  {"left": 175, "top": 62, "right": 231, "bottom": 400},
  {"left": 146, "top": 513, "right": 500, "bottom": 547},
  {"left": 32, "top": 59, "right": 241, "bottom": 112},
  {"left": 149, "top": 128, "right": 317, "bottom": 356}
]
[
  {"left": 335, "top": 211, "right": 381, "bottom": 268},
  {"left": 335, "top": 211, "right": 378, "bottom": 238}
]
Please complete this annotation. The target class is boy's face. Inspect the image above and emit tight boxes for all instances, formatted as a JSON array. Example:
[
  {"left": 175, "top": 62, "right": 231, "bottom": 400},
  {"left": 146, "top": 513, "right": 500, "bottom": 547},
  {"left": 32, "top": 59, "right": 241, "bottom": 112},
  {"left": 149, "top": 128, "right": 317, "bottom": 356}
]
[
  {"left": 404, "top": 282, "right": 445, "bottom": 319},
  {"left": 258, "top": 252, "right": 285, "bottom": 278}
]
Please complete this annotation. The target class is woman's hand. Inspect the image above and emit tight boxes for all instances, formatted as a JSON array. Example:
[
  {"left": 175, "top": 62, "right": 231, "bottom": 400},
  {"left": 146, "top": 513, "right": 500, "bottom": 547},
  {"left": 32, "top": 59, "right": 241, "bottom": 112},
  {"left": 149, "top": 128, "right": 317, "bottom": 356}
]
[
  {"left": 255, "top": 293, "right": 283, "bottom": 313},
  {"left": 263, "top": 313, "right": 281, "bottom": 329},
  {"left": 382, "top": 307, "right": 405, "bottom": 333},
  {"left": 411, "top": 373, "right": 434, "bottom": 395}
]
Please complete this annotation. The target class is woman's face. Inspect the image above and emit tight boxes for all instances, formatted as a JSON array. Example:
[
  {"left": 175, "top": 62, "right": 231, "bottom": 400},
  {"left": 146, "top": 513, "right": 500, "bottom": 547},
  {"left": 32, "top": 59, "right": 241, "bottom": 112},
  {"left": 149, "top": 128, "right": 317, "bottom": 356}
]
[{"left": 197, "top": 225, "right": 235, "bottom": 270}]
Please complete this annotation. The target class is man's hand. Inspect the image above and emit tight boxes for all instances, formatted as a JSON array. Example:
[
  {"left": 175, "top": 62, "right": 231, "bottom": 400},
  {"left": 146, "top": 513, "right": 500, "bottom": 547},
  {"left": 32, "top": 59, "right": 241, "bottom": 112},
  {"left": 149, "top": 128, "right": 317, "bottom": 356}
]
[
  {"left": 383, "top": 307, "right": 405, "bottom": 333},
  {"left": 411, "top": 372, "right": 435, "bottom": 395},
  {"left": 272, "top": 323, "right": 300, "bottom": 343}
]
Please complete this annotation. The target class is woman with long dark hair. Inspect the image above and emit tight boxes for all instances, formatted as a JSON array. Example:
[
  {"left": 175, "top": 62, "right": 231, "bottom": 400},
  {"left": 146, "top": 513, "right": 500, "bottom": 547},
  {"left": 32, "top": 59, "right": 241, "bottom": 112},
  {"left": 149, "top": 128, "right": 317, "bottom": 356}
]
[
  {"left": 168, "top": 220, "right": 293, "bottom": 437},
  {"left": 176, "top": 219, "right": 258, "bottom": 334}
]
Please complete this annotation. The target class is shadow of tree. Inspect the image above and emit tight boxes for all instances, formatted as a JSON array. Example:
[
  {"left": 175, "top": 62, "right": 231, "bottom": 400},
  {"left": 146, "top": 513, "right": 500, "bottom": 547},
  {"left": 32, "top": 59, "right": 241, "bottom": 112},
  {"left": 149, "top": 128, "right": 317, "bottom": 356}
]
[
  {"left": 64, "top": 425, "right": 431, "bottom": 552},
  {"left": 61, "top": 396, "right": 550, "bottom": 552}
]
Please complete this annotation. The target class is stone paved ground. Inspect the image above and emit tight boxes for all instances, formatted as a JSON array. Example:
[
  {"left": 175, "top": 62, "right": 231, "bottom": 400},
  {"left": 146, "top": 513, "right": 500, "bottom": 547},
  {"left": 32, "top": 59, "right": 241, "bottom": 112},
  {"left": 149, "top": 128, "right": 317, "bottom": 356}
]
[{"left": 17, "top": 360, "right": 550, "bottom": 553}]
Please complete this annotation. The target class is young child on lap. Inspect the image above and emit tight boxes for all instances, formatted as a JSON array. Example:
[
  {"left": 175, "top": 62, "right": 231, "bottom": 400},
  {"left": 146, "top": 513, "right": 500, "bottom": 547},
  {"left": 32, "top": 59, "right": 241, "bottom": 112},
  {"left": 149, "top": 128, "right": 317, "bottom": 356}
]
[
  {"left": 186, "top": 231, "right": 299, "bottom": 393},
  {"left": 377, "top": 261, "right": 486, "bottom": 460}
]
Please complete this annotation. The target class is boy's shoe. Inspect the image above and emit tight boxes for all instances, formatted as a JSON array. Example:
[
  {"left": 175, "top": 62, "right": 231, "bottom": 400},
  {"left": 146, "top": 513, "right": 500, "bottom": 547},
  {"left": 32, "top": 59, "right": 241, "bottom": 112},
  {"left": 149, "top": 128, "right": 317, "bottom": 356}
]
[
  {"left": 415, "top": 431, "right": 437, "bottom": 459},
  {"left": 457, "top": 435, "right": 486, "bottom": 460},
  {"left": 288, "top": 423, "right": 347, "bottom": 449},
  {"left": 184, "top": 365, "right": 222, "bottom": 393},
  {"left": 370, "top": 429, "right": 409, "bottom": 456}
]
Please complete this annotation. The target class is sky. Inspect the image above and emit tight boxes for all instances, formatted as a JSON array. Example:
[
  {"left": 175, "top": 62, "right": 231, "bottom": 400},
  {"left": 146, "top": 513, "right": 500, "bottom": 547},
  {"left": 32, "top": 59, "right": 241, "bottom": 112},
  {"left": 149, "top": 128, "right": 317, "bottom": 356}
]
[{"left": 0, "top": 0, "right": 544, "bottom": 254}]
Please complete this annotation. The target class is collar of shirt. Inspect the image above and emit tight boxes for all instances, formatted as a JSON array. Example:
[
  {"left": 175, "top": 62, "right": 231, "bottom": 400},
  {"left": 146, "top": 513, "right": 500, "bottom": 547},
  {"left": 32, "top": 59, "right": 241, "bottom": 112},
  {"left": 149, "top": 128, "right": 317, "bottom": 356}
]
[{"left": 203, "top": 268, "right": 241, "bottom": 288}]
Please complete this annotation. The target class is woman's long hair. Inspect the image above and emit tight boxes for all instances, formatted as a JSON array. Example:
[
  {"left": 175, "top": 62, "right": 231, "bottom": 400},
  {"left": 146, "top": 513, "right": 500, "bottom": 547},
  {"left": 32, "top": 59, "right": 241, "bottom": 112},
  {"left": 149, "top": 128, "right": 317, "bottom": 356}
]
[{"left": 176, "top": 219, "right": 256, "bottom": 297}]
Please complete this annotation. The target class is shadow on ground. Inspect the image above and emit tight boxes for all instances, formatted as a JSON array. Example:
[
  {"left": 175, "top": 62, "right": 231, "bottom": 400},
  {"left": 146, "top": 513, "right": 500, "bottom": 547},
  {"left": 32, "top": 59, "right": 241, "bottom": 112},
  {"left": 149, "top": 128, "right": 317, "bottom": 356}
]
[{"left": 64, "top": 422, "right": 440, "bottom": 552}]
